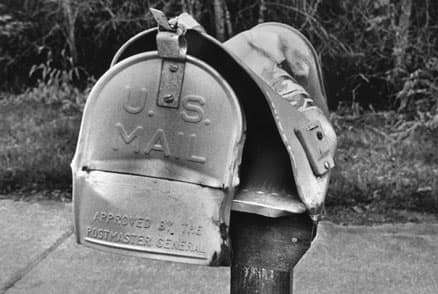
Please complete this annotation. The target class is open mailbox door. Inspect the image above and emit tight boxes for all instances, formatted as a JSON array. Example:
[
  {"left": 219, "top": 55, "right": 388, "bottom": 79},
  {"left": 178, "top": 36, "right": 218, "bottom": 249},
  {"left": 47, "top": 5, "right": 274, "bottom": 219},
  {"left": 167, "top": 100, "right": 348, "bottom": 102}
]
[{"left": 71, "top": 16, "right": 244, "bottom": 265}]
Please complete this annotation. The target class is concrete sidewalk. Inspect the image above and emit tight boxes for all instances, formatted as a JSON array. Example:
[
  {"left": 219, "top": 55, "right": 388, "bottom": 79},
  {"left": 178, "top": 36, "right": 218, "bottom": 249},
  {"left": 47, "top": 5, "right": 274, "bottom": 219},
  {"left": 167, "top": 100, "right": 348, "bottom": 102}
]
[{"left": 0, "top": 199, "right": 437, "bottom": 294}]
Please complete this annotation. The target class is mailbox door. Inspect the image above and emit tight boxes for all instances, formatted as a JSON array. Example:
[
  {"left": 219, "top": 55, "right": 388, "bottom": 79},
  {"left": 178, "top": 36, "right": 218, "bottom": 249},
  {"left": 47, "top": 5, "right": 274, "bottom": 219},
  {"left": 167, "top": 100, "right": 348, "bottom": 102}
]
[{"left": 72, "top": 52, "right": 244, "bottom": 265}]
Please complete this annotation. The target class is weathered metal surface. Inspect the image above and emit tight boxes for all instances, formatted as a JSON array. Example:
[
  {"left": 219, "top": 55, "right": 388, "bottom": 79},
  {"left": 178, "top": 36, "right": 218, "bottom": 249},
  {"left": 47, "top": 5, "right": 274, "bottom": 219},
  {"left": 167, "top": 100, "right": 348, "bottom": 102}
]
[
  {"left": 74, "top": 171, "right": 229, "bottom": 265},
  {"left": 224, "top": 25, "right": 337, "bottom": 219},
  {"left": 72, "top": 50, "right": 244, "bottom": 264},
  {"left": 107, "top": 26, "right": 337, "bottom": 220},
  {"left": 253, "top": 77, "right": 334, "bottom": 220},
  {"left": 156, "top": 31, "right": 187, "bottom": 59},
  {"left": 232, "top": 189, "right": 305, "bottom": 217},
  {"left": 295, "top": 121, "right": 334, "bottom": 176},
  {"left": 149, "top": 8, "right": 173, "bottom": 31},
  {"left": 155, "top": 28, "right": 187, "bottom": 109},
  {"left": 171, "top": 12, "right": 206, "bottom": 33},
  {"left": 225, "top": 22, "right": 330, "bottom": 116},
  {"left": 157, "top": 59, "right": 185, "bottom": 108},
  {"left": 73, "top": 53, "right": 244, "bottom": 188}
]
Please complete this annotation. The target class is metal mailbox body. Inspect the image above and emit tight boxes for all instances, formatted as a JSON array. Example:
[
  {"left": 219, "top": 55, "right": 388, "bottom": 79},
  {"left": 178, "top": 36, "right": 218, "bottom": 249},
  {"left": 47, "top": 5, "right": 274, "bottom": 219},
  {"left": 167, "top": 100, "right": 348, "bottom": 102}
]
[{"left": 71, "top": 51, "right": 245, "bottom": 265}]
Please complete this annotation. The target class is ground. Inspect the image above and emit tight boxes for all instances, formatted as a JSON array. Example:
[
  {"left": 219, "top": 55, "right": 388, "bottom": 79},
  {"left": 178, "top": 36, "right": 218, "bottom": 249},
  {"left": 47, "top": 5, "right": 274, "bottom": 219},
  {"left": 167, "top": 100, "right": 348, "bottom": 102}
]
[{"left": 1, "top": 199, "right": 437, "bottom": 294}]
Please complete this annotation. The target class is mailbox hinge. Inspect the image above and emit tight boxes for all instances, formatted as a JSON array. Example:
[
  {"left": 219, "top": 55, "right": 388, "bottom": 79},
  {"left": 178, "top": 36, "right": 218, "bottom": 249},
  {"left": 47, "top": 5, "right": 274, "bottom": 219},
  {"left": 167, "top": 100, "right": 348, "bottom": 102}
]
[{"left": 151, "top": 8, "right": 187, "bottom": 109}]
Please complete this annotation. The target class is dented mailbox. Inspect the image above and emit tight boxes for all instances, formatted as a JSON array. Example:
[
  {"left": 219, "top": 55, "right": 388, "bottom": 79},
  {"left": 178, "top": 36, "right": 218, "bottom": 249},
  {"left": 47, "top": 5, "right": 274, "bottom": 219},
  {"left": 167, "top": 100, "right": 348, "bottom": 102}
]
[
  {"left": 72, "top": 9, "right": 337, "bottom": 272},
  {"left": 71, "top": 19, "right": 244, "bottom": 265}
]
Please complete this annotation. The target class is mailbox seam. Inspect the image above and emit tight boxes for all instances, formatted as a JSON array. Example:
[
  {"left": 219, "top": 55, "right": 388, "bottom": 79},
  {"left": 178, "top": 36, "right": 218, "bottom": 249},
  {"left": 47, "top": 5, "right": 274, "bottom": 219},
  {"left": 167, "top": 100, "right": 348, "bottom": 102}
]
[{"left": 82, "top": 168, "right": 227, "bottom": 189}]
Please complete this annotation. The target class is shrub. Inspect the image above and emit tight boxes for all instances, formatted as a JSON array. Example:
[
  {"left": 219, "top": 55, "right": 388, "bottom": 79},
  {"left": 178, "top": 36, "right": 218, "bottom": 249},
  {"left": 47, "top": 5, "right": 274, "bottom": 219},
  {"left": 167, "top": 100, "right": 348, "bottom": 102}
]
[{"left": 1, "top": 0, "right": 437, "bottom": 114}]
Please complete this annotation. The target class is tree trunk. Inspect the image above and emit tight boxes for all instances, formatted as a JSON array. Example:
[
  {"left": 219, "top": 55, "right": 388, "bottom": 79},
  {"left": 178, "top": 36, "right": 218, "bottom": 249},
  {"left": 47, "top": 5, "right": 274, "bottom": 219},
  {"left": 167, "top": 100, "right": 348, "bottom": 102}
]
[
  {"left": 61, "top": 0, "right": 78, "bottom": 63},
  {"left": 258, "top": 0, "right": 266, "bottom": 23},
  {"left": 213, "top": 0, "right": 226, "bottom": 41},
  {"left": 224, "top": 0, "right": 233, "bottom": 37},
  {"left": 182, "top": 0, "right": 203, "bottom": 21},
  {"left": 394, "top": 0, "right": 412, "bottom": 72}
]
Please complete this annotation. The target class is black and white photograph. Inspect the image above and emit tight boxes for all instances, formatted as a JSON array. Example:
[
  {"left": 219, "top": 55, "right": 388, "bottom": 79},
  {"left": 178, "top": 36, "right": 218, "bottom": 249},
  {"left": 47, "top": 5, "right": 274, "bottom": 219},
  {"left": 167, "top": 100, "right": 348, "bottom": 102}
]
[{"left": 1, "top": 1, "right": 437, "bottom": 293}]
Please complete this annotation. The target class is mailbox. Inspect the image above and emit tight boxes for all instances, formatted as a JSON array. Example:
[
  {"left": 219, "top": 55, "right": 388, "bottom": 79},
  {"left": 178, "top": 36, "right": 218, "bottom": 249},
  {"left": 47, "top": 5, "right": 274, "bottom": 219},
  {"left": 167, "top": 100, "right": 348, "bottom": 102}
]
[
  {"left": 224, "top": 22, "right": 337, "bottom": 221},
  {"left": 71, "top": 12, "right": 245, "bottom": 265},
  {"left": 72, "top": 9, "right": 337, "bottom": 276}
]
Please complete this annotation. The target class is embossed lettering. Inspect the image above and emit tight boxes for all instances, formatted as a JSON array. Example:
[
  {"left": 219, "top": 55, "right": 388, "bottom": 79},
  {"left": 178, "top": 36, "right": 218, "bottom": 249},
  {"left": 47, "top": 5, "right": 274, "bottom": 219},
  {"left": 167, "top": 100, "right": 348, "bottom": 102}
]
[
  {"left": 113, "top": 123, "right": 143, "bottom": 153},
  {"left": 92, "top": 211, "right": 153, "bottom": 230},
  {"left": 154, "top": 238, "right": 204, "bottom": 253},
  {"left": 188, "top": 134, "right": 206, "bottom": 163},
  {"left": 100, "top": 212, "right": 107, "bottom": 222},
  {"left": 181, "top": 224, "right": 203, "bottom": 236},
  {"left": 144, "top": 129, "right": 170, "bottom": 157},
  {"left": 115, "top": 215, "right": 121, "bottom": 225},
  {"left": 135, "top": 217, "right": 152, "bottom": 229},
  {"left": 121, "top": 216, "right": 129, "bottom": 226},
  {"left": 86, "top": 226, "right": 205, "bottom": 254},
  {"left": 113, "top": 125, "right": 207, "bottom": 164},
  {"left": 123, "top": 86, "right": 147, "bottom": 114},
  {"left": 158, "top": 220, "right": 173, "bottom": 233},
  {"left": 174, "top": 131, "right": 185, "bottom": 159},
  {"left": 110, "top": 231, "right": 121, "bottom": 242},
  {"left": 92, "top": 212, "right": 99, "bottom": 222},
  {"left": 181, "top": 95, "right": 205, "bottom": 123}
]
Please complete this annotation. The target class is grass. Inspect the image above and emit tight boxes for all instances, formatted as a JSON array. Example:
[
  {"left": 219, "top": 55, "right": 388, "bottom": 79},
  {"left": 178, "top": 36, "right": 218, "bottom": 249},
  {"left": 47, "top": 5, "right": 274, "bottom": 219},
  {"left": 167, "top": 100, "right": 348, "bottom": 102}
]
[
  {"left": 0, "top": 97, "right": 81, "bottom": 193},
  {"left": 1, "top": 92, "right": 437, "bottom": 222},
  {"left": 326, "top": 111, "right": 438, "bottom": 223}
]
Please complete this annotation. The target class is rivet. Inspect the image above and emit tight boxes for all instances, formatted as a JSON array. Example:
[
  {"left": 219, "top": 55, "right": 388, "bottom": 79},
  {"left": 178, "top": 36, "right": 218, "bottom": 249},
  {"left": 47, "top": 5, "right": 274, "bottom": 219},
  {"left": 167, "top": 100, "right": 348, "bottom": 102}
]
[
  {"left": 163, "top": 94, "right": 174, "bottom": 103},
  {"left": 169, "top": 64, "right": 178, "bottom": 72},
  {"left": 317, "top": 131, "right": 324, "bottom": 140},
  {"left": 291, "top": 237, "right": 299, "bottom": 244}
]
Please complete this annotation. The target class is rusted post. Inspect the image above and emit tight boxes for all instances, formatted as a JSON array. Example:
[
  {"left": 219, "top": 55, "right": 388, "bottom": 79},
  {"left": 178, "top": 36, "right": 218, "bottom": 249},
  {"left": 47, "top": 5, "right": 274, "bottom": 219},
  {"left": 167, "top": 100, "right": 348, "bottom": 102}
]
[{"left": 230, "top": 211, "right": 315, "bottom": 294}]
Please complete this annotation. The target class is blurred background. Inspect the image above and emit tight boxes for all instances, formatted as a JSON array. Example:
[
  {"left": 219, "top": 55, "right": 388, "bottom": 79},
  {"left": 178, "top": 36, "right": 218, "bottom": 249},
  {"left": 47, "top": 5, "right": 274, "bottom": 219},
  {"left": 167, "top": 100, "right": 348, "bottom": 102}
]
[{"left": 0, "top": 0, "right": 437, "bottom": 223}]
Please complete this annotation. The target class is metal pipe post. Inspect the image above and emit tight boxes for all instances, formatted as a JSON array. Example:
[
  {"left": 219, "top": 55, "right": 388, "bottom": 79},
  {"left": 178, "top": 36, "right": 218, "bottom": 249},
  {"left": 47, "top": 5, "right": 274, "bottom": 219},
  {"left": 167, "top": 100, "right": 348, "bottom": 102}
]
[{"left": 230, "top": 211, "right": 315, "bottom": 294}]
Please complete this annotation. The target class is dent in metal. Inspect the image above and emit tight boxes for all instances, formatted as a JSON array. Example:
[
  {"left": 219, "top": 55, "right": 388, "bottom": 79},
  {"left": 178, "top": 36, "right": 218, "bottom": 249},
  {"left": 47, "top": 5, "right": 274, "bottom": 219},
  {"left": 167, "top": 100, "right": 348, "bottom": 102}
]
[{"left": 72, "top": 46, "right": 245, "bottom": 264}]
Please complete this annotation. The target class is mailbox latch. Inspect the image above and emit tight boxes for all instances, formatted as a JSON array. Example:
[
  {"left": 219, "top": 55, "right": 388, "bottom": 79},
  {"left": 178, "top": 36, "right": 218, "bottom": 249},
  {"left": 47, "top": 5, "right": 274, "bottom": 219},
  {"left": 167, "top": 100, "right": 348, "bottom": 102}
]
[{"left": 151, "top": 8, "right": 187, "bottom": 109}]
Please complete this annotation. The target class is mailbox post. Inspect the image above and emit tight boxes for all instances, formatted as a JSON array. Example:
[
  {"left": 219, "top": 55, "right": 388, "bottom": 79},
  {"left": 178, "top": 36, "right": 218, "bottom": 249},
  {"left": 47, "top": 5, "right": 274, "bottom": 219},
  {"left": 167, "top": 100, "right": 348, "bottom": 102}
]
[{"left": 230, "top": 212, "right": 315, "bottom": 294}]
